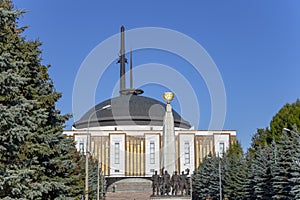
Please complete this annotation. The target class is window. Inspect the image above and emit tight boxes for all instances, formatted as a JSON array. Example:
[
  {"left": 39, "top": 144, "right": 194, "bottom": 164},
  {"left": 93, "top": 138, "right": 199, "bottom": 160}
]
[
  {"left": 219, "top": 142, "right": 225, "bottom": 157},
  {"left": 79, "top": 142, "right": 84, "bottom": 154},
  {"left": 184, "top": 142, "right": 190, "bottom": 164},
  {"left": 115, "top": 142, "right": 120, "bottom": 164},
  {"left": 150, "top": 142, "right": 155, "bottom": 164}
]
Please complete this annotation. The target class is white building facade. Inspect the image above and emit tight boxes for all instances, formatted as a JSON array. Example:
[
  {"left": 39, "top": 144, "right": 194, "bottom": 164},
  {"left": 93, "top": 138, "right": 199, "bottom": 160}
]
[{"left": 64, "top": 128, "right": 236, "bottom": 177}]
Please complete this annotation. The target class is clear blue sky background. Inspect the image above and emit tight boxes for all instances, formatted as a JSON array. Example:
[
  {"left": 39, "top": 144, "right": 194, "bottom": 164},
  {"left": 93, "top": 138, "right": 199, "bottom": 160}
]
[{"left": 13, "top": 0, "right": 300, "bottom": 151}]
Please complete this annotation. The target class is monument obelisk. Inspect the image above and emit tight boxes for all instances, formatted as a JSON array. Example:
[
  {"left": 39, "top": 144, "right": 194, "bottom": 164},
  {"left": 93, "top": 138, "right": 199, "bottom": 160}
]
[{"left": 161, "top": 92, "right": 176, "bottom": 174}]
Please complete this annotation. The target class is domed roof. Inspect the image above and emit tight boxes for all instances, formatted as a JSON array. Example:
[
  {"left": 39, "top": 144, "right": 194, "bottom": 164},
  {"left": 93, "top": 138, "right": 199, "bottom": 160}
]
[{"left": 73, "top": 95, "right": 191, "bottom": 129}]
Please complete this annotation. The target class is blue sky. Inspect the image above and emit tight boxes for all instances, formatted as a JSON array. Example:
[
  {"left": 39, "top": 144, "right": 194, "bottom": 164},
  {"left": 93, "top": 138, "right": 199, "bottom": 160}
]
[{"left": 13, "top": 0, "right": 300, "bottom": 150}]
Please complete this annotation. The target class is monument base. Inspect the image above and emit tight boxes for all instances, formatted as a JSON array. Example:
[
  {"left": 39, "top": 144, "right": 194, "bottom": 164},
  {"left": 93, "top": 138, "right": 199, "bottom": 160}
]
[{"left": 150, "top": 195, "right": 191, "bottom": 200}]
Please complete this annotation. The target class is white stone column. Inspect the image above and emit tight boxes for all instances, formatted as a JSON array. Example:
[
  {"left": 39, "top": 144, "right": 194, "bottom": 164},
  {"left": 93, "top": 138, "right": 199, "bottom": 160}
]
[{"left": 162, "top": 102, "right": 176, "bottom": 174}]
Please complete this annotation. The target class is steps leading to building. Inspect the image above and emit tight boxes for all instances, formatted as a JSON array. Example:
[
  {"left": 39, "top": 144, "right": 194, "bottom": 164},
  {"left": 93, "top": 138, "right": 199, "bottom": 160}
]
[
  {"left": 106, "top": 191, "right": 152, "bottom": 200},
  {"left": 106, "top": 178, "right": 152, "bottom": 200},
  {"left": 107, "top": 178, "right": 152, "bottom": 192}
]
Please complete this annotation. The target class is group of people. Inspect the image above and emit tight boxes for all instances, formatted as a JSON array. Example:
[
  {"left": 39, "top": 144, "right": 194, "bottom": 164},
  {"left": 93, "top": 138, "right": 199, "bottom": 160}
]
[{"left": 151, "top": 169, "right": 190, "bottom": 196}]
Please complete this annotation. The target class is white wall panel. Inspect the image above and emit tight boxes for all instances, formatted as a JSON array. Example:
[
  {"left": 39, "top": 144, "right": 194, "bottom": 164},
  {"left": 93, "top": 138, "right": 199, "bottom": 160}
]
[
  {"left": 110, "top": 134, "right": 125, "bottom": 176},
  {"left": 179, "top": 134, "right": 195, "bottom": 174},
  {"left": 145, "top": 134, "right": 160, "bottom": 176}
]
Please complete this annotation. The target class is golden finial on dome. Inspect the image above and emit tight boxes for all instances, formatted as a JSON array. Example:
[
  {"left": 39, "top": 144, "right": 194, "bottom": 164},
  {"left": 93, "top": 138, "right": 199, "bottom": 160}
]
[{"left": 162, "top": 92, "right": 174, "bottom": 104}]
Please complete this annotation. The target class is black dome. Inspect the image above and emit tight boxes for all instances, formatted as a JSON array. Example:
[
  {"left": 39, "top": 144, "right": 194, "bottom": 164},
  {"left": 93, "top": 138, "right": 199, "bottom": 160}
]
[{"left": 73, "top": 95, "right": 191, "bottom": 129}]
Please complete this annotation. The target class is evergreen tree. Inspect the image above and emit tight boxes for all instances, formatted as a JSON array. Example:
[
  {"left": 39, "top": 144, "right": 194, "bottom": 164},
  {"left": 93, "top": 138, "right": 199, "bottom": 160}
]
[
  {"left": 270, "top": 99, "right": 300, "bottom": 141},
  {"left": 244, "top": 144, "right": 276, "bottom": 199},
  {"left": 192, "top": 153, "right": 221, "bottom": 200},
  {"left": 88, "top": 157, "right": 98, "bottom": 199},
  {"left": 289, "top": 126, "right": 300, "bottom": 199},
  {"left": 244, "top": 154, "right": 256, "bottom": 200},
  {"left": 246, "top": 100, "right": 300, "bottom": 199},
  {"left": 270, "top": 99, "right": 300, "bottom": 142},
  {"left": 0, "top": 1, "right": 83, "bottom": 199},
  {"left": 250, "top": 128, "right": 271, "bottom": 153},
  {"left": 272, "top": 129, "right": 296, "bottom": 199},
  {"left": 253, "top": 146, "right": 275, "bottom": 199},
  {"left": 222, "top": 141, "right": 247, "bottom": 200},
  {"left": 250, "top": 99, "right": 300, "bottom": 147}
]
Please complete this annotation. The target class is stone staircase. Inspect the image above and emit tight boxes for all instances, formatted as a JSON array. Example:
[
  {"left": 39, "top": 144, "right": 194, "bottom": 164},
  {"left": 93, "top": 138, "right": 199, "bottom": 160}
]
[
  {"left": 107, "top": 178, "right": 152, "bottom": 192},
  {"left": 106, "top": 178, "right": 152, "bottom": 200},
  {"left": 106, "top": 191, "right": 152, "bottom": 200}
]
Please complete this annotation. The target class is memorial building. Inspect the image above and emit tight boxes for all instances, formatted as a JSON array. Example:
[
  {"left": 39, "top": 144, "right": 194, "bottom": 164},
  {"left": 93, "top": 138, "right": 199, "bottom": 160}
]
[{"left": 63, "top": 27, "right": 236, "bottom": 193}]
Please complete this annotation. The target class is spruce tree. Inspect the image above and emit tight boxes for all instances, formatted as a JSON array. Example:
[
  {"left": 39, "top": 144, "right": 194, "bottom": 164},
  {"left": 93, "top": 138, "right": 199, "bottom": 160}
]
[
  {"left": 247, "top": 100, "right": 300, "bottom": 199},
  {"left": 244, "top": 144, "right": 276, "bottom": 199},
  {"left": 244, "top": 154, "right": 256, "bottom": 200},
  {"left": 289, "top": 126, "right": 300, "bottom": 198},
  {"left": 192, "top": 153, "right": 221, "bottom": 200},
  {"left": 272, "top": 129, "right": 296, "bottom": 199},
  {"left": 222, "top": 142, "right": 247, "bottom": 200},
  {"left": 253, "top": 146, "right": 274, "bottom": 199},
  {"left": 0, "top": 1, "right": 83, "bottom": 199}
]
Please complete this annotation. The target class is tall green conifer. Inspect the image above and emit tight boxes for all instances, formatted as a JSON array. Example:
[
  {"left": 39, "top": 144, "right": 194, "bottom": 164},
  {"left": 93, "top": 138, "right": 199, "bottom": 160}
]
[
  {"left": 272, "top": 130, "right": 296, "bottom": 199},
  {"left": 222, "top": 142, "right": 247, "bottom": 200},
  {"left": 289, "top": 126, "right": 300, "bottom": 198},
  {"left": 253, "top": 146, "right": 274, "bottom": 199},
  {"left": 192, "top": 153, "right": 220, "bottom": 200},
  {"left": 244, "top": 155, "right": 256, "bottom": 200},
  {"left": 270, "top": 126, "right": 300, "bottom": 199},
  {"left": 0, "top": 1, "right": 83, "bottom": 199}
]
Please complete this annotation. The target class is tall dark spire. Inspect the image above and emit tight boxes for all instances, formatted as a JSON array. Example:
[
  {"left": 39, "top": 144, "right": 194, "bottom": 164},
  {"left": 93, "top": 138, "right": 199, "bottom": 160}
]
[
  {"left": 119, "top": 25, "right": 126, "bottom": 94},
  {"left": 118, "top": 26, "right": 144, "bottom": 96}
]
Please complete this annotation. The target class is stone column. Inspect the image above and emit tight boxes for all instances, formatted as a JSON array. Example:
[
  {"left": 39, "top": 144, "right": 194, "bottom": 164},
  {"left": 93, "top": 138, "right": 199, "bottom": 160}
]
[{"left": 162, "top": 92, "right": 176, "bottom": 174}]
